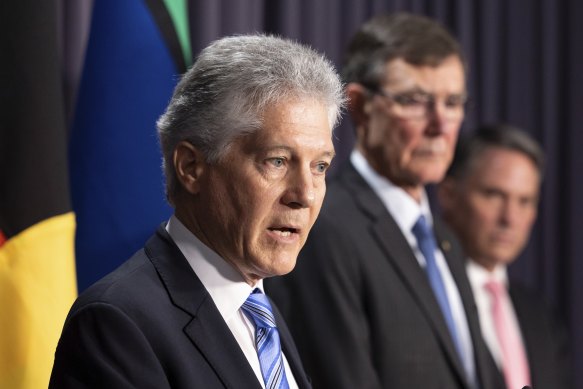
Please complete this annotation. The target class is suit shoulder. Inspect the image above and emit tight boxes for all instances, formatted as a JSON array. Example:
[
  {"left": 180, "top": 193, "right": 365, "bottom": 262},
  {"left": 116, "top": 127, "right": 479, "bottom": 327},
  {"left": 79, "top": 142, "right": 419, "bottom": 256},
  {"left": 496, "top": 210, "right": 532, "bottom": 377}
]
[
  {"left": 69, "top": 248, "right": 160, "bottom": 317},
  {"left": 510, "top": 282, "right": 557, "bottom": 314},
  {"left": 509, "top": 281, "right": 569, "bottom": 337}
]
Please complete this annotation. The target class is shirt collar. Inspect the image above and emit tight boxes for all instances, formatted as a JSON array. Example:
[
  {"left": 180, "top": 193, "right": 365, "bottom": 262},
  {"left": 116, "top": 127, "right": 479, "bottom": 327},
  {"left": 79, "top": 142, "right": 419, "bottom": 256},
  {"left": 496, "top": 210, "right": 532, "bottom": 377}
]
[
  {"left": 166, "top": 215, "right": 260, "bottom": 321},
  {"left": 466, "top": 259, "right": 508, "bottom": 289},
  {"left": 350, "top": 149, "right": 433, "bottom": 231}
]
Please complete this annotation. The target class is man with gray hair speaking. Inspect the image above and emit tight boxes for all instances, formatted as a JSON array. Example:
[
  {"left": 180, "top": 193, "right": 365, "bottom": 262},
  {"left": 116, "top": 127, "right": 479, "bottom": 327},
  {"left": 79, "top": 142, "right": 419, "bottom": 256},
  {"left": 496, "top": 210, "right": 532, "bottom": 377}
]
[{"left": 50, "top": 34, "right": 344, "bottom": 389}]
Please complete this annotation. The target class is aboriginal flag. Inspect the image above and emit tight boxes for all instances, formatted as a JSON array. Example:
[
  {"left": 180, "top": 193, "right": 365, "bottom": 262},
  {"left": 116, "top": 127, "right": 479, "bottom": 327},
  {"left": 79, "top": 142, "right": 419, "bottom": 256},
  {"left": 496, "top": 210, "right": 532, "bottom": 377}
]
[
  {"left": 70, "top": 0, "right": 190, "bottom": 291},
  {"left": 0, "top": 0, "right": 191, "bottom": 387},
  {"left": 0, "top": 0, "right": 77, "bottom": 387}
]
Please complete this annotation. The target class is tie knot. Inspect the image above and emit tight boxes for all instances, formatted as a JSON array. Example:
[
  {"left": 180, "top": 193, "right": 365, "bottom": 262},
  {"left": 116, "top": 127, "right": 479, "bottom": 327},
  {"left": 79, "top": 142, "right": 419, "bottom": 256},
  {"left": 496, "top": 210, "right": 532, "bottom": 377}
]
[
  {"left": 484, "top": 280, "right": 505, "bottom": 298},
  {"left": 412, "top": 215, "right": 432, "bottom": 242},
  {"left": 241, "top": 289, "right": 277, "bottom": 329}
]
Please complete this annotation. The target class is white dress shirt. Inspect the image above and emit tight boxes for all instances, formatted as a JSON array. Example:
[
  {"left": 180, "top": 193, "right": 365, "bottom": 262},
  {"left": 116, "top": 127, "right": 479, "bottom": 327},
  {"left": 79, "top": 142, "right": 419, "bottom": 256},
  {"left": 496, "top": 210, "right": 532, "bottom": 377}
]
[
  {"left": 351, "top": 150, "right": 476, "bottom": 383},
  {"left": 466, "top": 260, "right": 526, "bottom": 369},
  {"left": 166, "top": 215, "right": 299, "bottom": 389}
]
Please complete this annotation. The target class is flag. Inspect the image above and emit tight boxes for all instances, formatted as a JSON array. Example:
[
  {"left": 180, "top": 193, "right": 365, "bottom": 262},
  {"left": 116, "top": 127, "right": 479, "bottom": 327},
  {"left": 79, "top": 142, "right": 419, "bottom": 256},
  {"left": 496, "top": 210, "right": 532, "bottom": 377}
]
[
  {"left": 0, "top": 0, "right": 77, "bottom": 387},
  {"left": 70, "top": 0, "right": 191, "bottom": 291}
]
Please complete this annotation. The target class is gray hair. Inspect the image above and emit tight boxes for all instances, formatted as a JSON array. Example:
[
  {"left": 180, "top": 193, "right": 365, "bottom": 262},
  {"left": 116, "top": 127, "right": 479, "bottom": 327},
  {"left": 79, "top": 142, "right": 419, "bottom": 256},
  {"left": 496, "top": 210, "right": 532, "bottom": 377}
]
[
  {"left": 342, "top": 12, "right": 465, "bottom": 88},
  {"left": 157, "top": 34, "right": 345, "bottom": 204},
  {"left": 447, "top": 123, "right": 545, "bottom": 180}
]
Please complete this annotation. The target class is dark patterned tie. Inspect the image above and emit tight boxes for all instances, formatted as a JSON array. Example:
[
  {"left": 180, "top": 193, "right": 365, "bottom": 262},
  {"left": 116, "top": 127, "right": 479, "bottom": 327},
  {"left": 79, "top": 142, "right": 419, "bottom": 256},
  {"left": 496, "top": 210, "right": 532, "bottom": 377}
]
[{"left": 241, "top": 289, "right": 289, "bottom": 389}]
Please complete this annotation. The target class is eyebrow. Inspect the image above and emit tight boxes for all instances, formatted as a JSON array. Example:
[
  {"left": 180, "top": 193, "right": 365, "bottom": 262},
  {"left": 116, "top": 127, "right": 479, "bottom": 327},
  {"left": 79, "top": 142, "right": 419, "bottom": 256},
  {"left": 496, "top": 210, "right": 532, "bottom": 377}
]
[
  {"left": 386, "top": 85, "right": 468, "bottom": 96},
  {"left": 320, "top": 150, "right": 337, "bottom": 161},
  {"left": 393, "top": 86, "right": 467, "bottom": 96},
  {"left": 265, "top": 145, "right": 336, "bottom": 159}
]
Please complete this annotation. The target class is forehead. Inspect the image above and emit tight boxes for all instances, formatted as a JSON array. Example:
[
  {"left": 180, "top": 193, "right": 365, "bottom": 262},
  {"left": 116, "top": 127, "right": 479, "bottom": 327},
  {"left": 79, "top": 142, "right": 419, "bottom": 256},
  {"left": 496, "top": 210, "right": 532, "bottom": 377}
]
[
  {"left": 240, "top": 99, "right": 334, "bottom": 154},
  {"left": 382, "top": 55, "right": 466, "bottom": 93},
  {"left": 468, "top": 147, "right": 541, "bottom": 190}
]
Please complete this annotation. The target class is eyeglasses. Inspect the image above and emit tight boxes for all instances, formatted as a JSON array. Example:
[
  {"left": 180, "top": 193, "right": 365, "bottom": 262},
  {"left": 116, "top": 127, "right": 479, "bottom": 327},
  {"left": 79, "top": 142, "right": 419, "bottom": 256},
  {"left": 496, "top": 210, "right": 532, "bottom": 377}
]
[{"left": 368, "top": 87, "right": 468, "bottom": 121}]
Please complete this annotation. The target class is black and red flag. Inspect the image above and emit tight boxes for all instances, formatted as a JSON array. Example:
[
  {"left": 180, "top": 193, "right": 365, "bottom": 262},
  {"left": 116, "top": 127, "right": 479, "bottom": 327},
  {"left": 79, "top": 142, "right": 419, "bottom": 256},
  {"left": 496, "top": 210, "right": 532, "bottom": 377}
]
[{"left": 0, "top": 0, "right": 77, "bottom": 387}]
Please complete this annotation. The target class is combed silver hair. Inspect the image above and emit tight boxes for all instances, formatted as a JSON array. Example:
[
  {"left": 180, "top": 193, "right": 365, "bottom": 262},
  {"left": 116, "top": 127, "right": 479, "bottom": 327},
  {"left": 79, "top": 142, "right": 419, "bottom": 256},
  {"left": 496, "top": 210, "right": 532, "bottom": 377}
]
[{"left": 157, "top": 34, "right": 345, "bottom": 204}]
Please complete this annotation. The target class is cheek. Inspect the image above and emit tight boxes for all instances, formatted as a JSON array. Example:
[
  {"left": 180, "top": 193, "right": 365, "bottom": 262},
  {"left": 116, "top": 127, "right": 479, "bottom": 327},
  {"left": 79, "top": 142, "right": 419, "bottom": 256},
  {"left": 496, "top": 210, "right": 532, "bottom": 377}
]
[
  {"left": 447, "top": 116, "right": 463, "bottom": 133},
  {"left": 517, "top": 212, "right": 537, "bottom": 236},
  {"left": 399, "top": 124, "right": 424, "bottom": 151},
  {"left": 381, "top": 126, "right": 416, "bottom": 162},
  {"left": 446, "top": 132, "right": 460, "bottom": 154},
  {"left": 369, "top": 111, "right": 404, "bottom": 146},
  {"left": 311, "top": 187, "right": 327, "bottom": 217},
  {"left": 463, "top": 200, "right": 494, "bottom": 227},
  {"left": 246, "top": 186, "right": 288, "bottom": 233},
  {"left": 525, "top": 209, "right": 538, "bottom": 224},
  {"left": 473, "top": 208, "right": 497, "bottom": 229},
  {"left": 213, "top": 178, "right": 260, "bottom": 231},
  {"left": 240, "top": 195, "right": 270, "bottom": 230},
  {"left": 367, "top": 119, "right": 389, "bottom": 148}
]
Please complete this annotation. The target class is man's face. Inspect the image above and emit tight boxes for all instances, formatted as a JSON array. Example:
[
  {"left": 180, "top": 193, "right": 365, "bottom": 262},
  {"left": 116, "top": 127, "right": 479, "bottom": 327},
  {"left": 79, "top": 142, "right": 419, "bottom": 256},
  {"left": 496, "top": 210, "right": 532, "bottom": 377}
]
[
  {"left": 361, "top": 55, "right": 466, "bottom": 195},
  {"left": 195, "top": 99, "right": 334, "bottom": 285},
  {"left": 443, "top": 147, "right": 540, "bottom": 270}
]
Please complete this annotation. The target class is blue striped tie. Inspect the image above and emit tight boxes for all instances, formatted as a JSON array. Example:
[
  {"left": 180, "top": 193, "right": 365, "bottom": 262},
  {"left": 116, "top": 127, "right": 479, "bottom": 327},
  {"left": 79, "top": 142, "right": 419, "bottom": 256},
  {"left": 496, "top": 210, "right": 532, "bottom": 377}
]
[{"left": 241, "top": 289, "right": 289, "bottom": 389}]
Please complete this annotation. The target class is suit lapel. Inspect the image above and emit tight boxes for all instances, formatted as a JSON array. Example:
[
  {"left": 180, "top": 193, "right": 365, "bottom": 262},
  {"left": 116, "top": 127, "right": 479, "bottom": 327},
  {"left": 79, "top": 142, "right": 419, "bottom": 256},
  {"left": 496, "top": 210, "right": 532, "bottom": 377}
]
[
  {"left": 434, "top": 217, "right": 506, "bottom": 389},
  {"left": 272, "top": 301, "right": 312, "bottom": 388},
  {"left": 145, "top": 226, "right": 262, "bottom": 389},
  {"left": 184, "top": 303, "right": 262, "bottom": 389},
  {"left": 508, "top": 285, "right": 538, "bottom": 382},
  {"left": 338, "top": 166, "right": 470, "bottom": 387}
]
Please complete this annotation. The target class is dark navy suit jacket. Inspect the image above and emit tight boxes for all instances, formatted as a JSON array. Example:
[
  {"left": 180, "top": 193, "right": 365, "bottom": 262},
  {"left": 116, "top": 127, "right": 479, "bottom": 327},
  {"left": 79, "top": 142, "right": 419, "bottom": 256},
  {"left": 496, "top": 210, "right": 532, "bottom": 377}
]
[
  {"left": 509, "top": 283, "right": 572, "bottom": 389},
  {"left": 50, "top": 225, "right": 311, "bottom": 389}
]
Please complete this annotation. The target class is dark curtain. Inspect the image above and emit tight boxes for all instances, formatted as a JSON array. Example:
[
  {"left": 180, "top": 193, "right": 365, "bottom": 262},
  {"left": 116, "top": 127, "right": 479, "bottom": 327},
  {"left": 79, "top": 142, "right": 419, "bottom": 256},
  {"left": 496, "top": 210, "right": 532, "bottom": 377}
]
[{"left": 59, "top": 0, "right": 582, "bottom": 386}]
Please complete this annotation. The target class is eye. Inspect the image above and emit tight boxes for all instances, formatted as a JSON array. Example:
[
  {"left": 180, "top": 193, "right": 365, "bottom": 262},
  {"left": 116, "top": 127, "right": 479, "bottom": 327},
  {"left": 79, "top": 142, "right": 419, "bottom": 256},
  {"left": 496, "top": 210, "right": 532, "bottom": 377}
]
[
  {"left": 445, "top": 94, "right": 467, "bottom": 108},
  {"left": 482, "top": 189, "right": 498, "bottom": 197},
  {"left": 315, "top": 162, "right": 329, "bottom": 174},
  {"left": 393, "top": 92, "right": 431, "bottom": 107},
  {"left": 480, "top": 188, "right": 505, "bottom": 202},
  {"left": 268, "top": 157, "right": 285, "bottom": 168},
  {"left": 519, "top": 196, "right": 537, "bottom": 208}
]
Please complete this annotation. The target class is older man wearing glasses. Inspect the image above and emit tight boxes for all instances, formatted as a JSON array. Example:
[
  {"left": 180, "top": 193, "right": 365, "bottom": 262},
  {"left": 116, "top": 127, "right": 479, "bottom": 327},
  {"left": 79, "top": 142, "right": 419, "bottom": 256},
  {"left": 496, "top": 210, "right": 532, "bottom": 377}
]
[{"left": 267, "top": 13, "right": 504, "bottom": 389}]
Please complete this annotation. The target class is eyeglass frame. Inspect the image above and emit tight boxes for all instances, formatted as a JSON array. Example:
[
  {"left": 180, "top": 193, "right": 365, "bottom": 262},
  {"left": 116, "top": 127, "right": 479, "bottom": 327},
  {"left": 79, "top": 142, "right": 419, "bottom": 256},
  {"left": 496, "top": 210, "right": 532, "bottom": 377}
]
[{"left": 363, "top": 84, "right": 469, "bottom": 121}]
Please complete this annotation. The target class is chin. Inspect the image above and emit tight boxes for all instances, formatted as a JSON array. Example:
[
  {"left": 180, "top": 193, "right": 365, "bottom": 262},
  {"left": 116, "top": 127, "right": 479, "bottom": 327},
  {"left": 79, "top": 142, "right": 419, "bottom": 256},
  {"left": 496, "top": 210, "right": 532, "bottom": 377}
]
[
  {"left": 251, "top": 255, "right": 297, "bottom": 279},
  {"left": 487, "top": 253, "right": 515, "bottom": 267},
  {"left": 413, "top": 166, "right": 447, "bottom": 183},
  {"left": 271, "top": 255, "right": 299, "bottom": 276},
  {"left": 417, "top": 173, "right": 447, "bottom": 186}
]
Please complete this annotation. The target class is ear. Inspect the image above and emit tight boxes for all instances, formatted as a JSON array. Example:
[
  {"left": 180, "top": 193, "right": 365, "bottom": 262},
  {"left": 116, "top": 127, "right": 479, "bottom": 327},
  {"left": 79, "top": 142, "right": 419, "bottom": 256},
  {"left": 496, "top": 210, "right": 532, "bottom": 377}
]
[
  {"left": 345, "top": 82, "right": 372, "bottom": 127},
  {"left": 173, "top": 141, "right": 207, "bottom": 195}
]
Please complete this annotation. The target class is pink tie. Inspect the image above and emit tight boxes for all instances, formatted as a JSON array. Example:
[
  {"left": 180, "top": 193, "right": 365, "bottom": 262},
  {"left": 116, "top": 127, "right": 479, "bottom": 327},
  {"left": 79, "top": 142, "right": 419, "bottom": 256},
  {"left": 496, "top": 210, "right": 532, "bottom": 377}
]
[{"left": 485, "top": 280, "right": 531, "bottom": 389}]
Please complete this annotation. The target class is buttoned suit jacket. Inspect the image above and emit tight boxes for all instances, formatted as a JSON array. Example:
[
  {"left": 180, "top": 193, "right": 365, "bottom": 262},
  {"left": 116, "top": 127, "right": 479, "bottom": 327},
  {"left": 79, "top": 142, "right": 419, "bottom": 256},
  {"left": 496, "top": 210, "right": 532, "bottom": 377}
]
[
  {"left": 266, "top": 163, "right": 504, "bottom": 389},
  {"left": 506, "top": 282, "right": 572, "bottom": 389},
  {"left": 50, "top": 225, "right": 311, "bottom": 389}
]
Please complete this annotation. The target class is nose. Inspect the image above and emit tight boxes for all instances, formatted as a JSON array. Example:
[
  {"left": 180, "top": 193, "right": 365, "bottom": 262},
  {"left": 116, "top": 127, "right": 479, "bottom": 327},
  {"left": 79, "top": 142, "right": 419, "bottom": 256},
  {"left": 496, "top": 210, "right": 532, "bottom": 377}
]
[
  {"left": 281, "top": 166, "right": 316, "bottom": 209},
  {"left": 500, "top": 200, "right": 519, "bottom": 227},
  {"left": 425, "top": 100, "right": 449, "bottom": 135}
]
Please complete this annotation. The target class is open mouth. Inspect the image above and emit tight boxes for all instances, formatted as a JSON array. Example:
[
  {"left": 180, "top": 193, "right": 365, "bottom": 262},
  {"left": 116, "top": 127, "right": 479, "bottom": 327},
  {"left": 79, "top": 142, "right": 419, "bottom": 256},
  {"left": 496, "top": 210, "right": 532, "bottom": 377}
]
[{"left": 268, "top": 227, "right": 299, "bottom": 237}]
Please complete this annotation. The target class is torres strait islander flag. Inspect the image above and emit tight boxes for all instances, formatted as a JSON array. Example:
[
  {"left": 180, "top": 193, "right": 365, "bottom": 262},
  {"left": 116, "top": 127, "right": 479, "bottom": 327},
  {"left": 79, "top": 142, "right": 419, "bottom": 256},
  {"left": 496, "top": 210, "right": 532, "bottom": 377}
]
[
  {"left": 0, "top": 0, "right": 77, "bottom": 387},
  {"left": 69, "top": 0, "right": 191, "bottom": 291}
]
